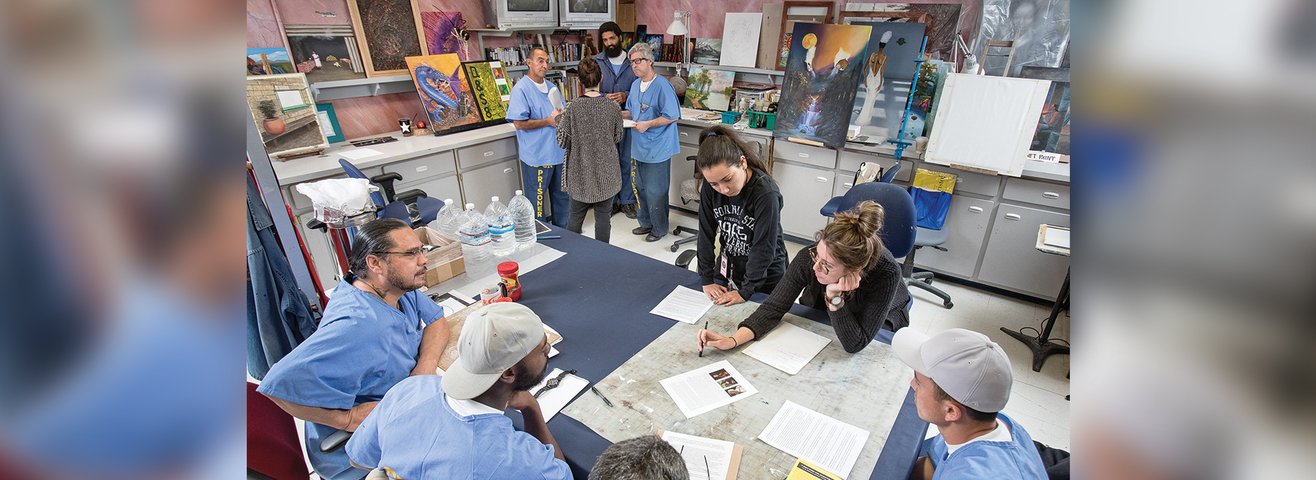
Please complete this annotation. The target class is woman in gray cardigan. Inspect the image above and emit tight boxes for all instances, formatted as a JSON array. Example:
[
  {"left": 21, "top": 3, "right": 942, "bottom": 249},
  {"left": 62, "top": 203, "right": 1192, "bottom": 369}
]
[{"left": 556, "top": 57, "right": 625, "bottom": 243}]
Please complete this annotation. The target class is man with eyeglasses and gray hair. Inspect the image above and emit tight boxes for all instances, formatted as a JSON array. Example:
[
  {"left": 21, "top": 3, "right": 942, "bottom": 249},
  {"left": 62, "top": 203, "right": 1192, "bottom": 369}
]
[
  {"left": 622, "top": 41, "right": 681, "bottom": 243},
  {"left": 258, "top": 218, "right": 451, "bottom": 480}
]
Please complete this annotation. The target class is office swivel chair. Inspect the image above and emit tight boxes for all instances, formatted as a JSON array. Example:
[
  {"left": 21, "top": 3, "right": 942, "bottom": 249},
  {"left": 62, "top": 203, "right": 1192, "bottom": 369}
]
[
  {"left": 338, "top": 159, "right": 445, "bottom": 227},
  {"left": 671, "top": 154, "right": 701, "bottom": 253}
]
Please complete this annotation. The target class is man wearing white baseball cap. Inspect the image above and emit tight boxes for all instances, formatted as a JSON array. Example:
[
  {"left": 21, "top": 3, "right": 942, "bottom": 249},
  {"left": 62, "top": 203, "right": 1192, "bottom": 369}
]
[
  {"left": 345, "top": 303, "right": 572, "bottom": 479},
  {"left": 893, "top": 328, "right": 1047, "bottom": 479}
]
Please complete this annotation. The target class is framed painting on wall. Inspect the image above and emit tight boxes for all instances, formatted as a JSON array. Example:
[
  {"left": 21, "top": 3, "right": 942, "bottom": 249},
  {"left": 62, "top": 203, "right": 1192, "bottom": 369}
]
[
  {"left": 774, "top": 22, "right": 873, "bottom": 148},
  {"left": 776, "top": 1, "right": 835, "bottom": 70},
  {"left": 285, "top": 24, "right": 367, "bottom": 83},
  {"left": 847, "top": 21, "right": 927, "bottom": 145},
  {"left": 348, "top": 0, "right": 429, "bottom": 77},
  {"left": 246, "top": 73, "right": 329, "bottom": 159},
  {"left": 406, "top": 54, "right": 483, "bottom": 135}
]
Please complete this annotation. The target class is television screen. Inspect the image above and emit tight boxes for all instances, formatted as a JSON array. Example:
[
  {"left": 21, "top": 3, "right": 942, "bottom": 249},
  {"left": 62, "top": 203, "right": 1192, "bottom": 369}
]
[
  {"left": 508, "top": 0, "right": 551, "bottom": 12},
  {"left": 568, "top": 0, "right": 609, "bottom": 13}
]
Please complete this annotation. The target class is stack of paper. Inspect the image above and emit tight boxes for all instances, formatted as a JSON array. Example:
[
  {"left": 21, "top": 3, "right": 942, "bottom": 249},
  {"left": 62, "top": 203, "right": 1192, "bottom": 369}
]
[
  {"left": 758, "top": 401, "right": 870, "bottom": 479},
  {"left": 660, "top": 431, "right": 742, "bottom": 480},
  {"left": 741, "top": 322, "right": 831, "bottom": 375},
  {"left": 650, "top": 286, "right": 714, "bottom": 324}
]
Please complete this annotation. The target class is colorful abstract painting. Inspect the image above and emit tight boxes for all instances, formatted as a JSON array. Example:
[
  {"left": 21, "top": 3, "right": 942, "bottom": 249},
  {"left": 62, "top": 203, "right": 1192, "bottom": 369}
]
[
  {"left": 774, "top": 23, "right": 873, "bottom": 148},
  {"left": 422, "top": 11, "right": 468, "bottom": 60},
  {"left": 349, "top": 0, "right": 427, "bottom": 76},
  {"left": 644, "top": 34, "right": 663, "bottom": 54},
  {"left": 406, "top": 54, "right": 481, "bottom": 134},
  {"left": 462, "top": 61, "right": 508, "bottom": 122},
  {"left": 848, "top": 22, "right": 926, "bottom": 145},
  {"left": 682, "top": 67, "right": 735, "bottom": 112}
]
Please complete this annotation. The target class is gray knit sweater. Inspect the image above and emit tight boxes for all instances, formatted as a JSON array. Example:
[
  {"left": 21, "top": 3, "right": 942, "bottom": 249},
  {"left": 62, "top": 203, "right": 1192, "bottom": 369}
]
[{"left": 555, "top": 95, "right": 624, "bottom": 203}]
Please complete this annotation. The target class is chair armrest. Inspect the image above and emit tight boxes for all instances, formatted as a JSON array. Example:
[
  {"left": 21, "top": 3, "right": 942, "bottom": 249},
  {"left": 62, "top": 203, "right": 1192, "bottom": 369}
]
[
  {"left": 370, "top": 173, "right": 404, "bottom": 202},
  {"left": 320, "top": 429, "right": 352, "bottom": 452},
  {"left": 675, "top": 249, "right": 697, "bottom": 269}
]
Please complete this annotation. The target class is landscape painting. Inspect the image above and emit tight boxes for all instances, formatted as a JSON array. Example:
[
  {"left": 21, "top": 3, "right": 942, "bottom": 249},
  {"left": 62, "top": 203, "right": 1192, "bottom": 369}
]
[
  {"left": 682, "top": 66, "right": 735, "bottom": 112},
  {"left": 774, "top": 22, "right": 872, "bottom": 148}
]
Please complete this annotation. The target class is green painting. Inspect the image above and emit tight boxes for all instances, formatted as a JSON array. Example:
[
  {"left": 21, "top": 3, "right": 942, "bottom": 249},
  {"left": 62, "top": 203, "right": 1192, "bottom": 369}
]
[{"left": 462, "top": 61, "right": 508, "bottom": 122}]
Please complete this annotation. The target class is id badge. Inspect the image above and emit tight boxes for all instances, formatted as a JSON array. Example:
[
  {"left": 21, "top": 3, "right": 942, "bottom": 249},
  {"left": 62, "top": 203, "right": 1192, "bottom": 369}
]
[{"left": 719, "top": 253, "right": 728, "bottom": 278}]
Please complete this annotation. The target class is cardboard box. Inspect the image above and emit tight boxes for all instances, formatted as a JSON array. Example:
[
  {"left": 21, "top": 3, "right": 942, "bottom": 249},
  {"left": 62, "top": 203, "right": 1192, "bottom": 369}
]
[{"left": 414, "top": 227, "right": 465, "bottom": 287}]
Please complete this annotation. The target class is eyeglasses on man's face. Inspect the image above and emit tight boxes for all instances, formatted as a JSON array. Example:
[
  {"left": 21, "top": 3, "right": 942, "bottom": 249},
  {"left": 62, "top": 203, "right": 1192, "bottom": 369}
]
[
  {"left": 375, "top": 247, "right": 425, "bottom": 260},
  {"left": 629, "top": 57, "right": 650, "bottom": 65}
]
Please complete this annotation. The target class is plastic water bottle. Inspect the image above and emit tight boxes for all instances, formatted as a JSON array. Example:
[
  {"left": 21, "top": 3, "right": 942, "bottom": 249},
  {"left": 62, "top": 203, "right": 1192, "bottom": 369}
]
[
  {"left": 429, "top": 198, "right": 462, "bottom": 239},
  {"left": 485, "top": 196, "right": 516, "bottom": 257},
  {"left": 509, "top": 190, "right": 537, "bottom": 250},
  {"left": 457, "top": 203, "right": 490, "bottom": 263}
]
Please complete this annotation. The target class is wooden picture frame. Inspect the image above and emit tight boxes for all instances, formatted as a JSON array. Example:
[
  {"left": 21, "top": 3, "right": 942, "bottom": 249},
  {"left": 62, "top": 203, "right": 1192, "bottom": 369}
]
[
  {"left": 347, "top": 0, "right": 429, "bottom": 77},
  {"left": 775, "top": 1, "right": 835, "bottom": 70},
  {"left": 839, "top": 10, "right": 930, "bottom": 26}
]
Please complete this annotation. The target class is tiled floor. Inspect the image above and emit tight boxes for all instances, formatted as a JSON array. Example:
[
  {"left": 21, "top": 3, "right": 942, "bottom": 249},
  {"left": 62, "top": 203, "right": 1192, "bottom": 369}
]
[{"left": 581, "top": 207, "right": 1072, "bottom": 451}]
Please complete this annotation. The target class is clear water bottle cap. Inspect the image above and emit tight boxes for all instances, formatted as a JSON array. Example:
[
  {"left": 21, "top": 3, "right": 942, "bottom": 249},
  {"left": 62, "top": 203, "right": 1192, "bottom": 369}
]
[
  {"left": 491, "top": 196, "right": 500, "bottom": 202},
  {"left": 465, "top": 203, "right": 475, "bottom": 210},
  {"left": 515, "top": 190, "right": 523, "bottom": 196}
]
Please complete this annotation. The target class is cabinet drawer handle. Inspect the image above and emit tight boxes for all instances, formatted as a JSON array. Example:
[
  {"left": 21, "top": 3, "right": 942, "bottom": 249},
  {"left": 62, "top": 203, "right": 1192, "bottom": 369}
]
[
  {"left": 1042, "top": 191, "right": 1060, "bottom": 199},
  {"left": 815, "top": 177, "right": 828, "bottom": 183},
  {"left": 415, "top": 165, "right": 429, "bottom": 173},
  {"left": 680, "top": 131, "right": 689, "bottom": 137},
  {"left": 1005, "top": 213, "right": 1022, "bottom": 221},
  {"left": 842, "top": 182, "right": 853, "bottom": 188},
  {"left": 483, "top": 151, "right": 495, "bottom": 157},
  {"left": 968, "top": 206, "right": 984, "bottom": 213},
  {"left": 798, "top": 153, "right": 810, "bottom": 159},
  {"left": 503, "top": 168, "right": 513, "bottom": 174}
]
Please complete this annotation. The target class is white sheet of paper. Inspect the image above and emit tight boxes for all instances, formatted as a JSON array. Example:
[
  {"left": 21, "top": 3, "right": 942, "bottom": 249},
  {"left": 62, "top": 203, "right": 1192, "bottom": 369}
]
[
  {"left": 758, "top": 401, "right": 870, "bottom": 479},
  {"left": 339, "top": 148, "right": 383, "bottom": 160},
  {"left": 662, "top": 431, "right": 735, "bottom": 480},
  {"left": 1043, "top": 227, "right": 1070, "bottom": 249},
  {"left": 528, "top": 369, "right": 588, "bottom": 422},
  {"left": 623, "top": 119, "right": 637, "bottom": 128},
  {"left": 549, "top": 346, "right": 560, "bottom": 358},
  {"left": 650, "top": 286, "right": 714, "bottom": 324},
  {"left": 740, "top": 322, "right": 831, "bottom": 375},
  {"left": 659, "top": 360, "right": 758, "bottom": 418}
]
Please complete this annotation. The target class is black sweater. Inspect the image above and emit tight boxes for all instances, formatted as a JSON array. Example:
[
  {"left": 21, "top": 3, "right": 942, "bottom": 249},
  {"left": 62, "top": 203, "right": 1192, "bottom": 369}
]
[
  {"left": 739, "top": 244, "right": 910, "bottom": 353},
  {"left": 696, "top": 168, "right": 789, "bottom": 300}
]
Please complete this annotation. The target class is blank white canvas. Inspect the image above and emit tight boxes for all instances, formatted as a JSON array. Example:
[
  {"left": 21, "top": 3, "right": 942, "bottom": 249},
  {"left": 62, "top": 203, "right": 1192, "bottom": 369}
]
[
  {"left": 276, "top": 90, "right": 306, "bottom": 110},
  {"left": 924, "top": 74, "right": 1051, "bottom": 177},
  {"left": 719, "top": 12, "right": 762, "bottom": 67}
]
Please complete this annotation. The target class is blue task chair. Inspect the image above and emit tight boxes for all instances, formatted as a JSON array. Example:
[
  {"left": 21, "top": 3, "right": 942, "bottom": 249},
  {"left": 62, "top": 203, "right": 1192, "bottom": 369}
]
[
  {"left": 820, "top": 179, "right": 954, "bottom": 309},
  {"left": 338, "top": 159, "right": 444, "bottom": 227}
]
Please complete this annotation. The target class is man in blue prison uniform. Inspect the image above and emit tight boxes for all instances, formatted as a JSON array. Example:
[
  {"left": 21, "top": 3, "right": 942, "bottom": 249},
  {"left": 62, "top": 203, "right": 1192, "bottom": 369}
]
[
  {"left": 257, "top": 219, "right": 451, "bottom": 480},
  {"left": 346, "top": 303, "right": 571, "bottom": 479},
  {"left": 508, "top": 46, "right": 569, "bottom": 227},
  {"left": 594, "top": 21, "right": 640, "bottom": 219},
  {"left": 893, "top": 328, "right": 1049, "bottom": 480},
  {"left": 622, "top": 42, "right": 680, "bottom": 242}
]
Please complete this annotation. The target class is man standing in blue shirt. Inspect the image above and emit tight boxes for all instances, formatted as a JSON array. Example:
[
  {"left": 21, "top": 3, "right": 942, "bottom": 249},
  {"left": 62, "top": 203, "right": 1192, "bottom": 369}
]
[
  {"left": 346, "top": 302, "right": 571, "bottom": 479},
  {"left": 508, "top": 47, "right": 569, "bottom": 227},
  {"left": 623, "top": 42, "right": 681, "bottom": 242},
  {"left": 257, "top": 219, "right": 451, "bottom": 480},
  {"left": 594, "top": 21, "right": 639, "bottom": 219},
  {"left": 893, "top": 328, "right": 1048, "bottom": 479}
]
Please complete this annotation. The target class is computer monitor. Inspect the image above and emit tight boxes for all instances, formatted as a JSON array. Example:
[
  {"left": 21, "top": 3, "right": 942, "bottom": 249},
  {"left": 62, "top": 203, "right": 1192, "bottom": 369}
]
[{"left": 558, "top": 0, "right": 615, "bottom": 29}]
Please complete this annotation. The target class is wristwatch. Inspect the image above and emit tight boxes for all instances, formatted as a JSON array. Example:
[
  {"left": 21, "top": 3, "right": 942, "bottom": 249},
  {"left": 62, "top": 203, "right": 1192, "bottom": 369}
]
[{"left": 829, "top": 294, "right": 845, "bottom": 309}]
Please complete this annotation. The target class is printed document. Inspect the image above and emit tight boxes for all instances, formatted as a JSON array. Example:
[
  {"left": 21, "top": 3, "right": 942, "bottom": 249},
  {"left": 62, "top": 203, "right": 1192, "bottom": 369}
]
[
  {"left": 660, "top": 431, "right": 740, "bottom": 480},
  {"left": 741, "top": 322, "right": 831, "bottom": 374},
  {"left": 758, "top": 401, "right": 869, "bottom": 478},
  {"left": 650, "top": 286, "right": 714, "bottom": 324},
  {"left": 660, "top": 360, "right": 758, "bottom": 418}
]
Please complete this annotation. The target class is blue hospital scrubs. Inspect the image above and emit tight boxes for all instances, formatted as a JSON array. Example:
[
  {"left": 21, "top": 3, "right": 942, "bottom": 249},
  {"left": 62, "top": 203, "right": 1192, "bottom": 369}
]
[
  {"left": 256, "top": 282, "right": 443, "bottom": 480},
  {"left": 507, "top": 76, "right": 570, "bottom": 226},
  {"left": 347, "top": 375, "right": 572, "bottom": 479},
  {"left": 927, "top": 413, "right": 1049, "bottom": 479},
  {"left": 625, "top": 76, "right": 681, "bottom": 238}
]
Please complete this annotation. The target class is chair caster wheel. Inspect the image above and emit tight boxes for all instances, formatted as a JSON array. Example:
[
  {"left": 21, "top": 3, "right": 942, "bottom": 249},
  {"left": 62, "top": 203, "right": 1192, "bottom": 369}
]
[{"left": 669, "top": 245, "right": 679, "bottom": 252}]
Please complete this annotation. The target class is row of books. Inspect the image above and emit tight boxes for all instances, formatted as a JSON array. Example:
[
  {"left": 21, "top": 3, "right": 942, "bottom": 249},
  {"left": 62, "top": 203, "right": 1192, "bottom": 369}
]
[{"left": 483, "top": 41, "right": 588, "bottom": 68}]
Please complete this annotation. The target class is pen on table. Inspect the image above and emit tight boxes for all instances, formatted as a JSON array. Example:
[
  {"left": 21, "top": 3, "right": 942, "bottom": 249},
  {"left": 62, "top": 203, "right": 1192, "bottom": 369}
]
[
  {"left": 589, "top": 385, "right": 613, "bottom": 407},
  {"left": 698, "top": 321, "right": 708, "bottom": 357},
  {"left": 538, "top": 235, "right": 561, "bottom": 240}
]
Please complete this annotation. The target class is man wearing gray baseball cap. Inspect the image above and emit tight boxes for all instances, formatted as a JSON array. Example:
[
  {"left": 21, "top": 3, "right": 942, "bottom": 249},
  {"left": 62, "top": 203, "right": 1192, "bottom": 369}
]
[
  {"left": 345, "top": 302, "right": 571, "bottom": 479},
  {"left": 893, "top": 328, "right": 1047, "bottom": 479}
]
